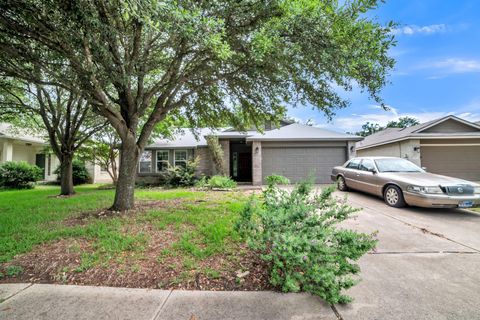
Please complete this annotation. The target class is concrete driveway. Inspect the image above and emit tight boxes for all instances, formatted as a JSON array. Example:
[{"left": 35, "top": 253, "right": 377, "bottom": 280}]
[{"left": 336, "top": 189, "right": 480, "bottom": 320}]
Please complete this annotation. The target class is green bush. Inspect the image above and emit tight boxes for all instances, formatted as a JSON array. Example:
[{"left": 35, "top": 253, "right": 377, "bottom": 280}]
[
  {"left": 55, "top": 159, "right": 91, "bottom": 185},
  {"left": 207, "top": 175, "right": 237, "bottom": 189},
  {"left": 0, "top": 161, "right": 43, "bottom": 189},
  {"left": 265, "top": 174, "right": 290, "bottom": 186},
  {"left": 235, "top": 176, "right": 377, "bottom": 304},
  {"left": 195, "top": 175, "right": 237, "bottom": 190},
  {"left": 164, "top": 158, "right": 198, "bottom": 187}
]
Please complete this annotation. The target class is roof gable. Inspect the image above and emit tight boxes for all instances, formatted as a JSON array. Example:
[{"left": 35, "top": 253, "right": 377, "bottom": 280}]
[
  {"left": 416, "top": 117, "right": 480, "bottom": 134},
  {"left": 356, "top": 115, "right": 480, "bottom": 150}
]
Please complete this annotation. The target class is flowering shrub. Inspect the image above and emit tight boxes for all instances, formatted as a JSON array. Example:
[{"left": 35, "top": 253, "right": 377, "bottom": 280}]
[{"left": 235, "top": 176, "right": 377, "bottom": 304}]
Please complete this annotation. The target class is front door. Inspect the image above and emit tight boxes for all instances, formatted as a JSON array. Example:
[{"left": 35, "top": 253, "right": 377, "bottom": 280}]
[
  {"left": 35, "top": 154, "right": 46, "bottom": 179},
  {"left": 237, "top": 152, "right": 252, "bottom": 182},
  {"left": 230, "top": 140, "right": 252, "bottom": 182}
]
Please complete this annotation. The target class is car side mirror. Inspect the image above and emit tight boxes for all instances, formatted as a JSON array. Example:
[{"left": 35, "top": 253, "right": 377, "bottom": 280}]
[
  {"left": 421, "top": 167, "right": 427, "bottom": 171},
  {"left": 369, "top": 168, "right": 377, "bottom": 174}
]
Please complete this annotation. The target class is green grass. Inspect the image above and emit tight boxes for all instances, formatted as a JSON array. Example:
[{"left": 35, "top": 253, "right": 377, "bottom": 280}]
[{"left": 0, "top": 185, "right": 247, "bottom": 277}]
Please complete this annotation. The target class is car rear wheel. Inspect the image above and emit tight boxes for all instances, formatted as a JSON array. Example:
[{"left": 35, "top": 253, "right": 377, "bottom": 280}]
[
  {"left": 337, "top": 176, "right": 348, "bottom": 191},
  {"left": 383, "top": 185, "right": 406, "bottom": 208}
]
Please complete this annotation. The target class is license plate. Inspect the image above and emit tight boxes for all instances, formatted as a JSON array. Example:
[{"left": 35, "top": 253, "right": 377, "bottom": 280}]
[{"left": 459, "top": 201, "right": 474, "bottom": 208}]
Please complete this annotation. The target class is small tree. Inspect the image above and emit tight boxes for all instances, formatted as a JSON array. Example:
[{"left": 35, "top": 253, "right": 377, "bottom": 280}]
[
  {"left": 0, "top": 79, "right": 105, "bottom": 195},
  {"left": 206, "top": 135, "right": 226, "bottom": 176},
  {"left": 78, "top": 128, "right": 120, "bottom": 185}
]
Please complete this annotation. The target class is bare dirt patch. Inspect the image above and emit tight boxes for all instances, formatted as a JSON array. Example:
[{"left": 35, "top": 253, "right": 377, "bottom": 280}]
[{"left": 0, "top": 235, "right": 271, "bottom": 291}]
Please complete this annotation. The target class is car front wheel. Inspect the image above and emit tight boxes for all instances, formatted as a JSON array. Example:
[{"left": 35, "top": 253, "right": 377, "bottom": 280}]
[
  {"left": 337, "top": 176, "right": 348, "bottom": 191},
  {"left": 383, "top": 185, "right": 406, "bottom": 208}
]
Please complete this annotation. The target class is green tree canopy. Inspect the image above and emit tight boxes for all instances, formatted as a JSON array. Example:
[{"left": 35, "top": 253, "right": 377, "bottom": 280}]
[
  {"left": 356, "top": 116, "right": 420, "bottom": 137},
  {"left": 0, "top": 0, "right": 396, "bottom": 210}
]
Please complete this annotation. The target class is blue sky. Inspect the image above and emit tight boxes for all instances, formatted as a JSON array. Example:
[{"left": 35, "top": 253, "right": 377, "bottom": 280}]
[{"left": 288, "top": 0, "right": 480, "bottom": 133}]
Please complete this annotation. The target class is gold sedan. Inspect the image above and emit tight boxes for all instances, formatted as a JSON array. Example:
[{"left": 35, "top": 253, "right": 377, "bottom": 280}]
[{"left": 331, "top": 157, "right": 480, "bottom": 208}]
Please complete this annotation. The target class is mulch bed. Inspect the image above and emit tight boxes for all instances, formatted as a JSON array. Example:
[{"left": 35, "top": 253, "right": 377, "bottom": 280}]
[{"left": 0, "top": 197, "right": 272, "bottom": 291}]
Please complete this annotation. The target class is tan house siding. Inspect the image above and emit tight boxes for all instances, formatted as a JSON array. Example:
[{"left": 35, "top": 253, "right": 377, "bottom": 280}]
[
  {"left": 422, "top": 119, "right": 480, "bottom": 133},
  {"left": 357, "top": 139, "right": 421, "bottom": 166}
]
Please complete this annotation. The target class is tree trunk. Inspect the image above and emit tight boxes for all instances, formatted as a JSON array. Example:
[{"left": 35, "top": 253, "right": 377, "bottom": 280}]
[
  {"left": 59, "top": 155, "right": 74, "bottom": 196},
  {"left": 110, "top": 135, "right": 138, "bottom": 211}
]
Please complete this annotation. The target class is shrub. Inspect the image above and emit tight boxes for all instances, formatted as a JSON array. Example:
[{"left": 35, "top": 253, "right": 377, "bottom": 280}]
[
  {"left": 206, "top": 175, "right": 237, "bottom": 189},
  {"left": 195, "top": 175, "right": 237, "bottom": 190},
  {"left": 265, "top": 174, "right": 290, "bottom": 186},
  {"left": 164, "top": 158, "right": 198, "bottom": 187},
  {"left": 235, "top": 176, "right": 377, "bottom": 304},
  {"left": 195, "top": 176, "right": 210, "bottom": 189},
  {"left": 55, "top": 159, "right": 91, "bottom": 185},
  {"left": 0, "top": 161, "right": 43, "bottom": 189}
]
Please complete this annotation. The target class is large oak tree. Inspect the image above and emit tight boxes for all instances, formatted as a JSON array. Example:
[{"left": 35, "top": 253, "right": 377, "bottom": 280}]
[{"left": 0, "top": 0, "right": 395, "bottom": 210}]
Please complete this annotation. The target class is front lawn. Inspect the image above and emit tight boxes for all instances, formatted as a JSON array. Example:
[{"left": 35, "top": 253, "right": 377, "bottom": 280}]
[{"left": 0, "top": 185, "right": 269, "bottom": 289}]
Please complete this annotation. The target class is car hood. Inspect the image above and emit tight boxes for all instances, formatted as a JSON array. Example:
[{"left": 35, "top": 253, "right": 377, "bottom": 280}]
[{"left": 379, "top": 172, "right": 479, "bottom": 186}]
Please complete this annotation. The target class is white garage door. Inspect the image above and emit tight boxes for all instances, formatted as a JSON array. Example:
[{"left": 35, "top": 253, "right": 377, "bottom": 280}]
[
  {"left": 421, "top": 146, "right": 480, "bottom": 180},
  {"left": 262, "top": 147, "right": 347, "bottom": 183}
]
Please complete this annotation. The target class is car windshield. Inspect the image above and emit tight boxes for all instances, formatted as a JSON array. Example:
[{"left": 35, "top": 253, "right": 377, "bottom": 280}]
[{"left": 374, "top": 158, "right": 423, "bottom": 173}]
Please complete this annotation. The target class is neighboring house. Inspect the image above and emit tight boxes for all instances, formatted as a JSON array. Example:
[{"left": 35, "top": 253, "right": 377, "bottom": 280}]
[
  {"left": 0, "top": 123, "right": 112, "bottom": 183},
  {"left": 356, "top": 115, "right": 480, "bottom": 180},
  {"left": 138, "top": 122, "right": 362, "bottom": 185}
]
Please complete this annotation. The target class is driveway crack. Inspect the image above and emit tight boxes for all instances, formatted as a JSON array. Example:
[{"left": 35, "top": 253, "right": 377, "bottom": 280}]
[{"left": 151, "top": 289, "right": 173, "bottom": 320}]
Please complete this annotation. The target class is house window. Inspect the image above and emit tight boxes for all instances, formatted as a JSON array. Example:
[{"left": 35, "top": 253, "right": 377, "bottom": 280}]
[
  {"left": 139, "top": 151, "right": 152, "bottom": 173},
  {"left": 156, "top": 150, "right": 169, "bottom": 172},
  {"left": 174, "top": 150, "right": 188, "bottom": 168}
]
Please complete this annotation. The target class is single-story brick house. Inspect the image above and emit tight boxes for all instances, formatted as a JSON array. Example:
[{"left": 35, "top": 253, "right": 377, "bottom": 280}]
[
  {"left": 0, "top": 123, "right": 112, "bottom": 183},
  {"left": 138, "top": 122, "right": 362, "bottom": 185},
  {"left": 356, "top": 115, "right": 480, "bottom": 180}
]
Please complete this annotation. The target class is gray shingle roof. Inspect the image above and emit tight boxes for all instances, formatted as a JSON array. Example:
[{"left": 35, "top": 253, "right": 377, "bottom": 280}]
[
  {"left": 146, "top": 123, "right": 361, "bottom": 148},
  {"left": 146, "top": 128, "right": 218, "bottom": 148},
  {"left": 356, "top": 115, "right": 480, "bottom": 149},
  {"left": 246, "top": 123, "right": 362, "bottom": 141}
]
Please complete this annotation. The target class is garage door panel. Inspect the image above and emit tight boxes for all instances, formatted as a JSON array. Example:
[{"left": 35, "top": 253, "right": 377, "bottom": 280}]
[
  {"left": 262, "top": 147, "right": 346, "bottom": 183},
  {"left": 421, "top": 146, "right": 480, "bottom": 180}
]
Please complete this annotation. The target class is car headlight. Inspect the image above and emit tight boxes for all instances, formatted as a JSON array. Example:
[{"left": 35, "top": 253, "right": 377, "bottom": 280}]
[
  {"left": 407, "top": 185, "right": 443, "bottom": 194},
  {"left": 474, "top": 186, "right": 480, "bottom": 194}
]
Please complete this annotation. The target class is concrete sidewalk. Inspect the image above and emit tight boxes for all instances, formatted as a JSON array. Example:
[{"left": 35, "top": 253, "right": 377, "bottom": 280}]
[{"left": 0, "top": 284, "right": 337, "bottom": 320}]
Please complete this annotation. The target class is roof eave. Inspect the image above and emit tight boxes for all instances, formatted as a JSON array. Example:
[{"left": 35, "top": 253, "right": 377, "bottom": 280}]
[
  {"left": 356, "top": 133, "right": 480, "bottom": 150},
  {"left": 246, "top": 137, "right": 363, "bottom": 142}
]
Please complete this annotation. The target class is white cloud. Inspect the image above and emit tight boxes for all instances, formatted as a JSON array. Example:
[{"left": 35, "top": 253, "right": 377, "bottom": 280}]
[
  {"left": 425, "top": 58, "right": 480, "bottom": 74},
  {"left": 313, "top": 108, "right": 480, "bottom": 133},
  {"left": 392, "top": 24, "right": 448, "bottom": 36}
]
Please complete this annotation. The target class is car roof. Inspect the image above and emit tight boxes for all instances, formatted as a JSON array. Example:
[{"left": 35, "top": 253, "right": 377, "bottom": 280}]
[{"left": 350, "top": 156, "right": 399, "bottom": 160}]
